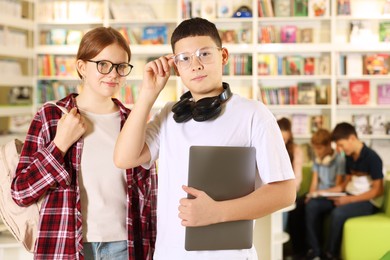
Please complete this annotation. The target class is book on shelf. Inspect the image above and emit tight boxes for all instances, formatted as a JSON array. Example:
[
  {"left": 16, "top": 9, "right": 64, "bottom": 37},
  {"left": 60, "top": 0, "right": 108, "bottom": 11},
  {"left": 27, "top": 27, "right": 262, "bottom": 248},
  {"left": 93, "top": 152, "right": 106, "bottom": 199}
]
[
  {"left": 50, "top": 29, "right": 67, "bottom": 45},
  {"left": 258, "top": 0, "right": 274, "bottom": 17},
  {"left": 352, "top": 114, "right": 370, "bottom": 136},
  {"left": 191, "top": 0, "right": 202, "bottom": 17},
  {"left": 0, "top": 86, "right": 32, "bottom": 105},
  {"left": 220, "top": 30, "right": 237, "bottom": 44},
  {"left": 297, "top": 82, "right": 316, "bottom": 105},
  {"left": 300, "top": 28, "right": 313, "bottom": 43},
  {"left": 377, "top": 84, "right": 390, "bottom": 105},
  {"left": 304, "top": 57, "right": 315, "bottom": 75},
  {"left": 259, "top": 26, "right": 277, "bottom": 43},
  {"left": 293, "top": 0, "right": 308, "bottom": 16},
  {"left": 285, "top": 56, "right": 303, "bottom": 75},
  {"left": 349, "top": 80, "right": 370, "bottom": 105},
  {"left": 379, "top": 22, "right": 390, "bottom": 42},
  {"left": 280, "top": 25, "right": 297, "bottom": 43},
  {"left": 66, "top": 30, "right": 83, "bottom": 45},
  {"left": 141, "top": 26, "right": 167, "bottom": 45},
  {"left": 363, "top": 54, "right": 390, "bottom": 75},
  {"left": 370, "top": 114, "right": 387, "bottom": 135},
  {"left": 337, "top": 0, "right": 351, "bottom": 15},
  {"left": 237, "top": 28, "right": 252, "bottom": 44},
  {"left": 291, "top": 114, "right": 310, "bottom": 135},
  {"left": 317, "top": 56, "right": 330, "bottom": 75},
  {"left": 315, "top": 85, "right": 329, "bottom": 104},
  {"left": 110, "top": 3, "right": 156, "bottom": 20},
  {"left": 308, "top": 0, "right": 329, "bottom": 17},
  {"left": 337, "top": 81, "right": 350, "bottom": 105},
  {"left": 311, "top": 115, "right": 330, "bottom": 133},
  {"left": 273, "top": 0, "right": 291, "bottom": 17}
]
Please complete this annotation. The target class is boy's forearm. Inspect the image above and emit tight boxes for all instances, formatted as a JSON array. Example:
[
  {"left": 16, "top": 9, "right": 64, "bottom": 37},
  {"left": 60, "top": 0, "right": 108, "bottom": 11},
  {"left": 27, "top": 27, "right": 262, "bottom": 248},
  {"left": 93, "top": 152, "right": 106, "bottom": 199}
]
[
  {"left": 114, "top": 93, "right": 155, "bottom": 168},
  {"left": 217, "top": 179, "right": 296, "bottom": 223}
]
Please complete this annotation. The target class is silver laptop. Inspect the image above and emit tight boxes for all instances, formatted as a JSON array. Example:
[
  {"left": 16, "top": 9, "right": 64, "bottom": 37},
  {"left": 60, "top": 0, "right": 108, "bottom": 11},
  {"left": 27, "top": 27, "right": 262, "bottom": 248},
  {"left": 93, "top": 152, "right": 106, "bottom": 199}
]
[{"left": 185, "top": 146, "right": 256, "bottom": 251}]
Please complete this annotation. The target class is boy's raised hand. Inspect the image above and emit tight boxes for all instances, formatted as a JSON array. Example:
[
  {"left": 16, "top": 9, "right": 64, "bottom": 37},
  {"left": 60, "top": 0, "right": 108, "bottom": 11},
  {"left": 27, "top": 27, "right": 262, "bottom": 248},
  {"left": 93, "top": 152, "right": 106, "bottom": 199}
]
[{"left": 142, "top": 55, "right": 175, "bottom": 99}]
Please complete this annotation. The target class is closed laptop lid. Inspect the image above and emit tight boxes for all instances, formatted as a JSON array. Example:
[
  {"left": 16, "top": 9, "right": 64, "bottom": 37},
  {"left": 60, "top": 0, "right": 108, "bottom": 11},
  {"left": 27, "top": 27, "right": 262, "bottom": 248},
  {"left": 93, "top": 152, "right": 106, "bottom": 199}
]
[{"left": 185, "top": 146, "right": 256, "bottom": 251}]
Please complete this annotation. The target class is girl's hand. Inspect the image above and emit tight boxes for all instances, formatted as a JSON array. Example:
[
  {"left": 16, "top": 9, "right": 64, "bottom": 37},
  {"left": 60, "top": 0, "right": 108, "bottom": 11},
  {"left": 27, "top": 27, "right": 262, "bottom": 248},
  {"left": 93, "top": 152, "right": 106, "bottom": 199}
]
[
  {"left": 178, "top": 185, "right": 220, "bottom": 227},
  {"left": 53, "top": 107, "right": 87, "bottom": 155}
]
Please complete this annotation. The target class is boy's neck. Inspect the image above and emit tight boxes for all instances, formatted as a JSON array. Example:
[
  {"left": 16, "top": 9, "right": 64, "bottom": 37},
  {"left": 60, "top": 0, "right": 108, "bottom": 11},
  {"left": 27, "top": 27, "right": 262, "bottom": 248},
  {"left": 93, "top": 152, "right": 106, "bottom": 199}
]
[{"left": 351, "top": 141, "right": 364, "bottom": 161}]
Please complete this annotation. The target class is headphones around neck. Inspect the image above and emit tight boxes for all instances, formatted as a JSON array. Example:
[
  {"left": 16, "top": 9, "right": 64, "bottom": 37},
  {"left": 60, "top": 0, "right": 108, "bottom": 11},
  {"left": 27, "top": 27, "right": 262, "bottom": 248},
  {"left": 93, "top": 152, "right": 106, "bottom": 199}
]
[
  {"left": 172, "top": 82, "right": 232, "bottom": 123},
  {"left": 315, "top": 150, "right": 337, "bottom": 166}
]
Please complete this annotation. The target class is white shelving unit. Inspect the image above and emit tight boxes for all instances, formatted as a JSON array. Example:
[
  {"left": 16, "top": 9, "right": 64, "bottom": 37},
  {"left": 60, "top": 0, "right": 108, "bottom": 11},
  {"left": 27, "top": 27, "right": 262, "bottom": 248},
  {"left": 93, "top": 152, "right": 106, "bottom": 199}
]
[{"left": 0, "top": 0, "right": 34, "bottom": 141}]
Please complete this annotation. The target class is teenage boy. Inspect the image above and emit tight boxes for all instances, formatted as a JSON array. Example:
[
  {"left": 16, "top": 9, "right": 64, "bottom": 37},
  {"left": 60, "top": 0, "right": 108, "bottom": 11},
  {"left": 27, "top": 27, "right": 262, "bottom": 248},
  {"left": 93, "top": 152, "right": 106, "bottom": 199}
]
[
  {"left": 114, "top": 17, "right": 296, "bottom": 259},
  {"left": 305, "top": 122, "right": 383, "bottom": 260}
]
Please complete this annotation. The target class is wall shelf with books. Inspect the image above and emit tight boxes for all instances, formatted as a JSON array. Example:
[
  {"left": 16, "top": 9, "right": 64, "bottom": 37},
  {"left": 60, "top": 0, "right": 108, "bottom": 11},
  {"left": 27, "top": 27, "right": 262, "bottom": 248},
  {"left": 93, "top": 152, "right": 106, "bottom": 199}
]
[{"left": 0, "top": 0, "right": 34, "bottom": 139}]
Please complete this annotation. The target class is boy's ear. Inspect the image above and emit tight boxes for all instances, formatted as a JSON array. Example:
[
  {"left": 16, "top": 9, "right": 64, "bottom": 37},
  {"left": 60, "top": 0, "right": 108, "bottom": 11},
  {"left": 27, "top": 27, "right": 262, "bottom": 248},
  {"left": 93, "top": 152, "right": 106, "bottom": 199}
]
[
  {"left": 221, "top": 47, "right": 229, "bottom": 65},
  {"left": 173, "top": 63, "right": 180, "bottom": 76}
]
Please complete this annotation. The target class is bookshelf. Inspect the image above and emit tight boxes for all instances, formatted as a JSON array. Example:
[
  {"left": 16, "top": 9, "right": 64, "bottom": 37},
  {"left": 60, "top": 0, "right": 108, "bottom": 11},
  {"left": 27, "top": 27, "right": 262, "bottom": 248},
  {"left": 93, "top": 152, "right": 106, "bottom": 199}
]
[{"left": 0, "top": 0, "right": 35, "bottom": 141}]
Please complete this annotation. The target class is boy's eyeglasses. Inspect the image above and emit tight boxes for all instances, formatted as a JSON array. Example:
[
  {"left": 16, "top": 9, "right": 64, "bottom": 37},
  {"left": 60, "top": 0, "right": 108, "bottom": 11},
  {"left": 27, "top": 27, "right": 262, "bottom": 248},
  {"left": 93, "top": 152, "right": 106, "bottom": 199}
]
[
  {"left": 87, "top": 60, "right": 133, "bottom": 77},
  {"left": 172, "top": 47, "right": 222, "bottom": 70}
]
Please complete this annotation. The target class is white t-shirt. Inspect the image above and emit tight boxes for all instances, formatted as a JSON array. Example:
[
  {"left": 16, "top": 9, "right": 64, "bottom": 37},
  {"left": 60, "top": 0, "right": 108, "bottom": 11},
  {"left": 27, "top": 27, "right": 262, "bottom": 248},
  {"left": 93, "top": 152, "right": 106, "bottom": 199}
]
[
  {"left": 144, "top": 94, "right": 294, "bottom": 260},
  {"left": 79, "top": 110, "right": 127, "bottom": 242}
]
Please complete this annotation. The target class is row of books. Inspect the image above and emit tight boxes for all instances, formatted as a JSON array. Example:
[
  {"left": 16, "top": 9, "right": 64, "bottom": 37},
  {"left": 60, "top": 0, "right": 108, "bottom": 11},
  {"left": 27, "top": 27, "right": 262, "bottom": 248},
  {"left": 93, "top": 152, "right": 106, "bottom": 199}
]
[
  {"left": 259, "top": 0, "right": 329, "bottom": 18},
  {"left": 259, "top": 25, "right": 314, "bottom": 44},
  {"left": 116, "top": 26, "right": 168, "bottom": 45},
  {"left": 337, "top": 81, "right": 390, "bottom": 105},
  {"left": 290, "top": 114, "right": 330, "bottom": 135},
  {"left": 0, "top": 0, "right": 23, "bottom": 18},
  {"left": 0, "top": 60, "right": 22, "bottom": 76},
  {"left": 258, "top": 54, "right": 330, "bottom": 76},
  {"left": 118, "top": 84, "right": 139, "bottom": 105},
  {"left": 39, "top": 29, "right": 84, "bottom": 46},
  {"left": 260, "top": 83, "right": 329, "bottom": 105},
  {"left": 339, "top": 53, "right": 390, "bottom": 76},
  {"left": 37, "top": 55, "right": 77, "bottom": 77},
  {"left": 352, "top": 114, "right": 390, "bottom": 136},
  {"left": 37, "top": 81, "right": 79, "bottom": 104},
  {"left": 0, "top": 86, "right": 32, "bottom": 106},
  {"left": 182, "top": 0, "right": 243, "bottom": 20},
  {"left": 0, "top": 29, "right": 27, "bottom": 48},
  {"left": 37, "top": 1, "right": 104, "bottom": 22},
  {"left": 223, "top": 55, "right": 253, "bottom": 76},
  {"left": 219, "top": 29, "right": 252, "bottom": 44}
]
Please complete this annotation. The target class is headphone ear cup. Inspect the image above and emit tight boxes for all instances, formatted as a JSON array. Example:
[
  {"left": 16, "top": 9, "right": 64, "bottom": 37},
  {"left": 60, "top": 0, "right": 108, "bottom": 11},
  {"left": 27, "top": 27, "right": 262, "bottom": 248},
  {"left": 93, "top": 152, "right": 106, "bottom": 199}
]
[
  {"left": 192, "top": 97, "right": 222, "bottom": 122},
  {"left": 172, "top": 98, "right": 193, "bottom": 123}
]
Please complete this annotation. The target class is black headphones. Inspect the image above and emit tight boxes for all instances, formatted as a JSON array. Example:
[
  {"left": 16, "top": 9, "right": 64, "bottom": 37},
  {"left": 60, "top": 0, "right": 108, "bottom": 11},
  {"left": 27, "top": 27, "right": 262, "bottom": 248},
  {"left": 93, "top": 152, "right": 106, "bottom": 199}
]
[{"left": 172, "top": 82, "right": 232, "bottom": 123}]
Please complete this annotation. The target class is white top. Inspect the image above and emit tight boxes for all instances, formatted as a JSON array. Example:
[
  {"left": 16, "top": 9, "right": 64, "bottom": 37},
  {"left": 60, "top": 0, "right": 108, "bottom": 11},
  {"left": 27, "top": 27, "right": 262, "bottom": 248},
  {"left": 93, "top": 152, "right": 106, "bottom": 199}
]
[
  {"left": 144, "top": 94, "right": 295, "bottom": 260},
  {"left": 79, "top": 110, "right": 127, "bottom": 242}
]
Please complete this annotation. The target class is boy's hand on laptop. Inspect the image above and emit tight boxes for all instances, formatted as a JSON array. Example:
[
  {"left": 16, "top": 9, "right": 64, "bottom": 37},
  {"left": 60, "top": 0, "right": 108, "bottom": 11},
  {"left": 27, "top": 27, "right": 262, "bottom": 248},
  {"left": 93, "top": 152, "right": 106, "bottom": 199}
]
[
  {"left": 142, "top": 55, "right": 175, "bottom": 99},
  {"left": 179, "top": 185, "right": 219, "bottom": 227}
]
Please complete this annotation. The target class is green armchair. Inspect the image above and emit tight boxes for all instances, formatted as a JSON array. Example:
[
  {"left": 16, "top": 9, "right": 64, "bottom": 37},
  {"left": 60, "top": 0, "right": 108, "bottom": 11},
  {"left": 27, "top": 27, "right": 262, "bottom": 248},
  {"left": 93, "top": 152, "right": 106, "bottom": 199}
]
[{"left": 342, "top": 178, "right": 390, "bottom": 260}]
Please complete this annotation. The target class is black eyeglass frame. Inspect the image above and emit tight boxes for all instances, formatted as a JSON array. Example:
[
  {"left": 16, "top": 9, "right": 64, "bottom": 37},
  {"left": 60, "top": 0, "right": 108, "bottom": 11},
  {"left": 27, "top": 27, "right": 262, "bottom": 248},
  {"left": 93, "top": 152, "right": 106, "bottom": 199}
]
[{"left": 87, "top": 60, "right": 134, "bottom": 77}]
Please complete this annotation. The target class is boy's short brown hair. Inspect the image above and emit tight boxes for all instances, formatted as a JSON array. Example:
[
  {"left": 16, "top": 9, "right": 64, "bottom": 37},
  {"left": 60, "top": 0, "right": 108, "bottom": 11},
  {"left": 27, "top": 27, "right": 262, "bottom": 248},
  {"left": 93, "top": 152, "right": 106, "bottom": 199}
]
[
  {"left": 171, "top": 17, "right": 222, "bottom": 52},
  {"left": 311, "top": 128, "right": 332, "bottom": 146},
  {"left": 331, "top": 122, "right": 357, "bottom": 141}
]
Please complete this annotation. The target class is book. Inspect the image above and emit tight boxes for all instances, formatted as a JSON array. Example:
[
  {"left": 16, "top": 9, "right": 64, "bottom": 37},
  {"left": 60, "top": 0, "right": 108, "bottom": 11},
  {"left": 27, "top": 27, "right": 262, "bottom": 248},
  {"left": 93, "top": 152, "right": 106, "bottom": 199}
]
[
  {"left": 297, "top": 82, "right": 316, "bottom": 105},
  {"left": 274, "top": 0, "right": 291, "bottom": 17},
  {"left": 304, "top": 57, "right": 315, "bottom": 75},
  {"left": 293, "top": 0, "right": 308, "bottom": 16},
  {"left": 337, "top": 0, "right": 351, "bottom": 15},
  {"left": 291, "top": 114, "right": 310, "bottom": 135},
  {"left": 50, "top": 29, "right": 67, "bottom": 45},
  {"left": 337, "top": 81, "right": 350, "bottom": 105},
  {"left": 311, "top": 114, "right": 329, "bottom": 133},
  {"left": 349, "top": 80, "right": 370, "bottom": 105},
  {"left": 220, "top": 30, "right": 237, "bottom": 44},
  {"left": 237, "top": 28, "right": 251, "bottom": 44},
  {"left": 308, "top": 0, "right": 329, "bottom": 17},
  {"left": 377, "top": 84, "right": 390, "bottom": 105},
  {"left": 352, "top": 114, "right": 370, "bottom": 135},
  {"left": 66, "top": 30, "right": 83, "bottom": 45},
  {"left": 300, "top": 28, "right": 313, "bottom": 43},
  {"left": 141, "top": 26, "right": 167, "bottom": 45},
  {"left": 201, "top": 0, "right": 217, "bottom": 19},
  {"left": 315, "top": 85, "right": 329, "bottom": 104},
  {"left": 370, "top": 114, "right": 387, "bottom": 135},
  {"left": 285, "top": 56, "right": 303, "bottom": 75},
  {"left": 280, "top": 25, "right": 297, "bottom": 43},
  {"left": 363, "top": 54, "right": 390, "bottom": 75},
  {"left": 379, "top": 22, "right": 390, "bottom": 42},
  {"left": 318, "top": 56, "right": 330, "bottom": 75}
]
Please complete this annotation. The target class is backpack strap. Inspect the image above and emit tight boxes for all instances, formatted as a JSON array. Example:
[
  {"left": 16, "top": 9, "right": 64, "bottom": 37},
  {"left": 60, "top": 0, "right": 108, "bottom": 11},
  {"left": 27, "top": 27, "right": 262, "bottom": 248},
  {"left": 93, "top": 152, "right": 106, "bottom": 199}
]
[{"left": 44, "top": 101, "right": 69, "bottom": 115}]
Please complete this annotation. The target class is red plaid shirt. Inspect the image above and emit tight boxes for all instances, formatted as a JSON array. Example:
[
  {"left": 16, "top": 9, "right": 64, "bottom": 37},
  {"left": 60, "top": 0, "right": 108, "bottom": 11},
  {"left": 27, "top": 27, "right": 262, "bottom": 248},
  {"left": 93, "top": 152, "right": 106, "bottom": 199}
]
[{"left": 11, "top": 94, "right": 157, "bottom": 260}]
